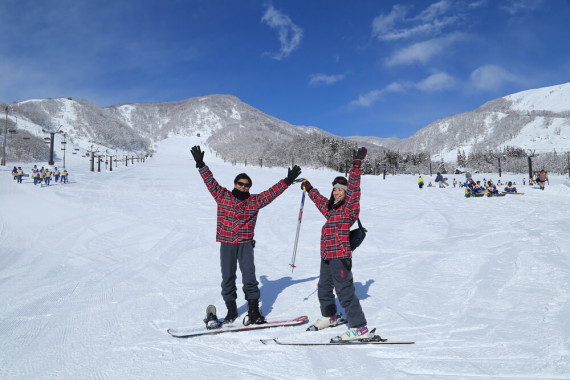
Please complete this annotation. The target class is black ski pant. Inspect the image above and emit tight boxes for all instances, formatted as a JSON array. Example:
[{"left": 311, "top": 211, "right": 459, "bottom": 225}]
[
  {"left": 220, "top": 242, "right": 260, "bottom": 303},
  {"left": 318, "top": 258, "right": 367, "bottom": 328}
]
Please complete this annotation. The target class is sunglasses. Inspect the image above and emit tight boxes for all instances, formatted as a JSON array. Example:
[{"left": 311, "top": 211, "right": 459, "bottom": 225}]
[{"left": 236, "top": 181, "right": 251, "bottom": 188}]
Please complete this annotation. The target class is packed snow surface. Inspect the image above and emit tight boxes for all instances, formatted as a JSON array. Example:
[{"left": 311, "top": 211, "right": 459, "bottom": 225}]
[{"left": 1, "top": 137, "right": 569, "bottom": 379}]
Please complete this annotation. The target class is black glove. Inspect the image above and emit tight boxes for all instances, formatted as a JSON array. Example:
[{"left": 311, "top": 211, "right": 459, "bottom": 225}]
[
  {"left": 284, "top": 165, "right": 302, "bottom": 186},
  {"left": 191, "top": 145, "right": 205, "bottom": 168},
  {"left": 353, "top": 147, "right": 367, "bottom": 168},
  {"left": 301, "top": 180, "right": 312, "bottom": 192}
]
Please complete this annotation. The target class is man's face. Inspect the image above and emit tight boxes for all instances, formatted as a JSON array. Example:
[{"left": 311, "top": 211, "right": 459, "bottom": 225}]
[{"left": 234, "top": 180, "right": 251, "bottom": 191}]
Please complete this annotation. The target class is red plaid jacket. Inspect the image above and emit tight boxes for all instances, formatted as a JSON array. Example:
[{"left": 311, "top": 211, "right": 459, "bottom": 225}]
[
  {"left": 199, "top": 166, "right": 288, "bottom": 244},
  {"left": 307, "top": 167, "right": 361, "bottom": 259}
]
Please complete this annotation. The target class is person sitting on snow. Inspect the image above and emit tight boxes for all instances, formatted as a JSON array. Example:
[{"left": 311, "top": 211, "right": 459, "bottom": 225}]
[
  {"left": 486, "top": 181, "right": 498, "bottom": 194},
  {"left": 474, "top": 181, "right": 485, "bottom": 193},
  {"left": 504, "top": 182, "right": 517, "bottom": 193}
]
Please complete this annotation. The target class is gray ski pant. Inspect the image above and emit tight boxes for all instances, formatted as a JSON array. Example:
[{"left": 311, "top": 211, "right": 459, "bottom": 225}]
[
  {"left": 318, "top": 258, "right": 367, "bottom": 328},
  {"left": 220, "top": 242, "right": 260, "bottom": 303}
]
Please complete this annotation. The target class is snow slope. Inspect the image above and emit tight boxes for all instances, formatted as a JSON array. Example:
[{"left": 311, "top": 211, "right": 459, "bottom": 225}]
[
  {"left": 505, "top": 82, "right": 570, "bottom": 113},
  {"left": 1, "top": 137, "right": 569, "bottom": 379}
]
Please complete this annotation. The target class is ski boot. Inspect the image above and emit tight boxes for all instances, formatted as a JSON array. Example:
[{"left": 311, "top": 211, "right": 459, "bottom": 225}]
[
  {"left": 331, "top": 326, "right": 370, "bottom": 342},
  {"left": 222, "top": 300, "right": 238, "bottom": 325},
  {"left": 203, "top": 304, "right": 221, "bottom": 330},
  {"left": 306, "top": 313, "right": 347, "bottom": 331},
  {"left": 243, "top": 299, "right": 266, "bottom": 326}
]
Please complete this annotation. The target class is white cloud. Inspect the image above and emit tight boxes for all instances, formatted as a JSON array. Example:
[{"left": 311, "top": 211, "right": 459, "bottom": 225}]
[
  {"left": 470, "top": 64, "right": 525, "bottom": 91},
  {"left": 386, "top": 33, "right": 463, "bottom": 66},
  {"left": 261, "top": 5, "right": 303, "bottom": 60},
  {"left": 416, "top": 72, "right": 455, "bottom": 92},
  {"left": 501, "top": 0, "right": 543, "bottom": 15},
  {"left": 349, "top": 82, "right": 405, "bottom": 107},
  {"left": 371, "top": 5, "right": 408, "bottom": 40},
  {"left": 385, "top": 82, "right": 406, "bottom": 94},
  {"left": 350, "top": 72, "right": 454, "bottom": 107},
  {"left": 350, "top": 90, "right": 382, "bottom": 107},
  {"left": 372, "top": 1, "right": 458, "bottom": 41},
  {"left": 416, "top": 0, "right": 452, "bottom": 22},
  {"left": 468, "top": 0, "right": 488, "bottom": 9},
  {"left": 308, "top": 74, "right": 345, "bottom": 87}
]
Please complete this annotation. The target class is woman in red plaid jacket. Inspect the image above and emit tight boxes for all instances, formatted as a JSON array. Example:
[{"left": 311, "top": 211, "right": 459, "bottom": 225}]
[
  {"left": 301, "top": 147, "right": 370, "bottom": 341},
  {"left": 191, "top": 145, "right": 301, "bottom": 326}
]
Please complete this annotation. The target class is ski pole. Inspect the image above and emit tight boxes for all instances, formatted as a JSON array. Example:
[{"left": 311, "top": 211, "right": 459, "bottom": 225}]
[{"left": 290, "top": 179, "right": 307, "bottom": 272}]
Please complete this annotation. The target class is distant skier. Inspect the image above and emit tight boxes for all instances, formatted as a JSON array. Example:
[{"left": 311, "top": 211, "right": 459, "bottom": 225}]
[
  {"left": 300, "top": 147, "right": 371, "bottom": 341},
  {"left": 12, "top": 166, "right": 18, "bottom": 180},
  {"left": 465, "top": 172, "right": 475, "bottom": 187},
  {"left": 17, "top": 167, "right": 23, "bottom": 184},
  {"left": 537, "top": 170, "right": 549, "bottom": 190},
  {"left": 44, "top": 170, "right": 52, "bottom": 186},
  {"left": 435, "top": 172, "right": 444, "bottom": 188},
  {"left": 190, "top": 145, "right": 301, "bottom": 326},
  {"left": 465, "top": 182, "right": 476, "bottom": 197},
  {"left": 418, "top": 176, "right": 424, "bottom": 189},
  {"left": 54, "top": 167, "right": 60, "bottom": 182},
  {"left": 61, "top": 170, "right": 68, "bottom": 184}
]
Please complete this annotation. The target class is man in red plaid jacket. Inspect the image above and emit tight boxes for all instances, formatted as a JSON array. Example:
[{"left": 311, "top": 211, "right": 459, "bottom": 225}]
[
  {"left": 191, "top": 145, "right": 301, "bottom": 325},
  {"left": 301, "top": 147, "right": 371, "bottom": 341}
]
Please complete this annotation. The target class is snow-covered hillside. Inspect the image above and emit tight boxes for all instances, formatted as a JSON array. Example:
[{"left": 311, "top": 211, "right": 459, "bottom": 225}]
[
  {"left": 506, "top": 82, "right": 570, "bottom": 113},
  {"left": 1, "top": 137, "right": 569, "bottom": 379},
  {"left": 351, "top": 82, "right": 570, "bottom": 161},
  {"left": 4, "top": 82, "right": 570, "bottom": 169}
]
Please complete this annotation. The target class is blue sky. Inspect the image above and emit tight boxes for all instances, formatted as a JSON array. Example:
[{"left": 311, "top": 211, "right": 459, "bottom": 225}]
[{"left": 2, "top": 0, "right": 570, "bottom": 138}]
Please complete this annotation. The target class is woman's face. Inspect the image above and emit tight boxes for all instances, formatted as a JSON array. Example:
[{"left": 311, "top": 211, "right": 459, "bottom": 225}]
[{"left": 333, "top": 187, "right": 346, "bottom": 202}]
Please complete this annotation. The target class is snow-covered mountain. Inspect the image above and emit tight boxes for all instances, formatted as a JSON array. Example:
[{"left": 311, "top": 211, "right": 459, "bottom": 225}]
[
  {"left": 350, "top": 82, "right": 570, "bottom": 161},
  {"left": 3, "top": 95, "right": 332, "bottom": 164},
  {"left": 3, "top": 82, "right": 569, "bottom": 166}
]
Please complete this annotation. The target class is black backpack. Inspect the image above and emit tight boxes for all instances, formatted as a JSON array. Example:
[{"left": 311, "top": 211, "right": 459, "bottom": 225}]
[{"left": 349, "top": 218, "right": 367, "bottom": 251}]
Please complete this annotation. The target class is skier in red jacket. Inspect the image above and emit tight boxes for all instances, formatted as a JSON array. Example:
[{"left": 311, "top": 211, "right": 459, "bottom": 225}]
[
  {"left": 301, "top": 147, "right": 370, "bottom": 341},
  {"left": 191, "top": 145, "right": 301, "bottom": 325},
  {"left": 537, "top": 170, "right": 549, "bottom": 190}
]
